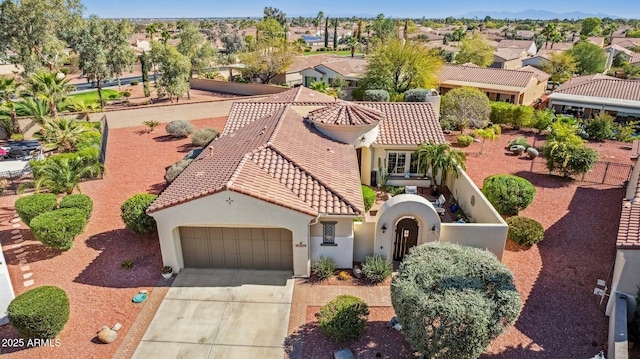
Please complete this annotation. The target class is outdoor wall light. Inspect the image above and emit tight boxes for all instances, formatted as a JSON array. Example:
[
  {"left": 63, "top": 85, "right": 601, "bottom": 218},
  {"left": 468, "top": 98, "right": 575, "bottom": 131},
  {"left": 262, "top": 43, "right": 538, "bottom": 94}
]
[
  {"left": 431, "top": 225, "right": 438, "bottom": 233},
  {"left": 381, "top": 224, "right": 387, "bottom": 233}
]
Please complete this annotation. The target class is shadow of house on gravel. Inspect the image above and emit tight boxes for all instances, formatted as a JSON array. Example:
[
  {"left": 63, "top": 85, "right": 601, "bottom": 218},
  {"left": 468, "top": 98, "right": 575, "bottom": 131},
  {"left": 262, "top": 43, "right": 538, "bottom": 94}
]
[
  {"left": 175, "top": 143, "right": 195, "bottom": 153},
  {"left": 0, "top": 326, "right": 33, "bottom": 354},
  {"left": 484, "top": 186, "right": 623, "bottom": 359},
  {"left": 73, "top": 229, "right": 161, "bottom": 288},
  {"left": 513, "top": 171, "right": 573, "bottom": 189}
]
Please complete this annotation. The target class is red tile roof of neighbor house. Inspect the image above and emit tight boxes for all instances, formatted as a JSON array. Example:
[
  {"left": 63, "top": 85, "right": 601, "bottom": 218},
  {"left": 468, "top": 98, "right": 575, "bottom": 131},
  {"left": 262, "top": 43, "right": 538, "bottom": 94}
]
[
  {"left": 496, "top": 39, "right": 535, "bottom": 49},
  {"left": 439, "top": 64, "right": 540, "bottom": 88},
  {"left": 631, "top": 53, "right": 640, "bottom": 65},
  {"left": 308, "top": 102, "right": 384, "bottom": 125},
  {"left": 317, "top": 57, "right": 368, "bottom": 78},
  {"left": 521, "top": 65, "right": 551, "bottom": 82},
  {"left": 287, "top": 54, "right": 336, "bottom": 73},
  {"left": 249, "top": 86, "right": 338, "bottom": 103},
  {"left": 618, "top": 152, "right": 640, "bottom": 248},
  {"left": 147, "top": 105, "right": 364, "bottom": 216},
  {"left": 553, "top": 76, "right": 640, "bottom": 101}
]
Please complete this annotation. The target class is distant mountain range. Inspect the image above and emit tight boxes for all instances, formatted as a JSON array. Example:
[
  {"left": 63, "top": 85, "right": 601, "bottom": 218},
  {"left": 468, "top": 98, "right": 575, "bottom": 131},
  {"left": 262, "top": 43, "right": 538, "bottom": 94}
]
[{"left": 460, "top": 9, "right": 618, "bottom": 20}]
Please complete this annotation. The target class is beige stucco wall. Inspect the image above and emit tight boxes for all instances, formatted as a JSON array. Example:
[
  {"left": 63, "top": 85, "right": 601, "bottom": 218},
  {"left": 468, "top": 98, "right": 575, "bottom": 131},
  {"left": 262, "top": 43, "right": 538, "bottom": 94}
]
[
  {"left": 353, "top": 222, "right": 375, "bottom": 262},
  {"left": 150, "top": 190, "right": 314, "bottom": 276},
  {"left": 309, "top": 217, "right": 355, "bottom": 268},
  {"left": 445, "top": 167, "right": 505, "bottom": 224},
  {"left": 189, "top": 78, "right": 290, "bottom": 96},
  {"left": 439, "top": 223, "right": 507, "bottom": 260},
  {"left": 607, "top": 249, "right": 640, "bottom": 316},
  {"left": 360, "top": 146, "right": 373, "bottom": 185}
]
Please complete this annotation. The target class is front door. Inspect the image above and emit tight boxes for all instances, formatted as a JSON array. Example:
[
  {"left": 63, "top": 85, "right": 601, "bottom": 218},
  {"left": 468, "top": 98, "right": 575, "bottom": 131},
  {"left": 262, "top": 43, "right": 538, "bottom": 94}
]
[{"left": 393, "top": 218, "right": 419, "bottom": 261}]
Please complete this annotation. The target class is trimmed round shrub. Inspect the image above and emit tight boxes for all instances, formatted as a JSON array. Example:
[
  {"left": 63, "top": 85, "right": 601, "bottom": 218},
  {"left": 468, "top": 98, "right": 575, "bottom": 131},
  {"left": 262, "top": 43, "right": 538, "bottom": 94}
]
[
  {"left": 191, "top": 127, "right": 219, "bottom": 147},
  {"left": 361, "top": 185, "right": 376, "bottom": 212},
  {"left": 457, "top": 134, "right": 474, "bottom": 147},
  {"left": 317, "top": 295, "right": 369, "bottom": 342},
  {"left": 363, "top": 89, "right": 390, "bottom": 102},
  {"left": 404, "top": 88, "right": 430, "bottom": 102},
  {"left": 7, "top": 286, "right": 70, "bottom": 339},
  {"left": 166, "top": 120, "right": 195, "bottom": 138},
  {"left": 59, "top": 194, "right": 93, "bottom": 220},
  {"left": 165, "top": 159, "right": 193, "bottom": 183},
  {"left": 506, "top": 216, "right": 545, "bottom": 246},
  {"left": 361, "top": 254, "right": 392, "bottom": 283},
  {"left": 482, "top": 174, "right": 536, "bottom": 215},
  {"left": 130, "top": 80, "right": 139, "bottom": 85},
  {"left": 30, "top": 208, "right": 87, "bottom": 251},
  {"left": 391, "top": 242, "right": 521, "bottom": 359},
  {"left": 15, "top": 193, "right": 58, "bottom": 226},
  {"left": 121, "top": 193, "right": 158, "bottom": 235},
  {"left": 313, "top": 256, "right": 335, "bottom": 281}
]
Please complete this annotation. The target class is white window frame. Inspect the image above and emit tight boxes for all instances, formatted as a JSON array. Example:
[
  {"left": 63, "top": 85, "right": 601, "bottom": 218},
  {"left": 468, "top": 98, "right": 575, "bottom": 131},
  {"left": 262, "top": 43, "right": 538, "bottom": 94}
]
[
  {"left": 321, "top": 221, "right": 337, "bottom": 245},
  {"left": 386, "top": 151, "right": 421, "bottom": 176}
]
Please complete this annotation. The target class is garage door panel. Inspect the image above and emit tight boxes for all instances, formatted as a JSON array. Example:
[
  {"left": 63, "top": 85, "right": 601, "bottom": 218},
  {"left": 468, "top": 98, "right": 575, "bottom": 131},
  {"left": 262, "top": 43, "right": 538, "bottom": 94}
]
[{"left": 206, "top": 228, "right": 225, "bottom": 266}]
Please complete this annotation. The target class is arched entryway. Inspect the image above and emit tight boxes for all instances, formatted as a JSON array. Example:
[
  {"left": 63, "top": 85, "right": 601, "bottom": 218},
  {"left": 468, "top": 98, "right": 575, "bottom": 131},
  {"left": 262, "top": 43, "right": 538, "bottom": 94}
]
[{"left": 393, "top": 217, "right": 419, "bottom": 260}]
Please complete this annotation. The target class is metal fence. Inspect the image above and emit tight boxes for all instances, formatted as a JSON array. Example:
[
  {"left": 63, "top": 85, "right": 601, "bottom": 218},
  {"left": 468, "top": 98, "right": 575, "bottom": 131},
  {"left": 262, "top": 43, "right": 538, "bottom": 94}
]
[
  {"left": 98, "top": 115, "right": 109, "bottom": 165},
  {"left": 0, "top": 167, "right": 34, "bottom": 196},
  {"left": 530, "top": 158, "right": 633, "bottom": 186}
]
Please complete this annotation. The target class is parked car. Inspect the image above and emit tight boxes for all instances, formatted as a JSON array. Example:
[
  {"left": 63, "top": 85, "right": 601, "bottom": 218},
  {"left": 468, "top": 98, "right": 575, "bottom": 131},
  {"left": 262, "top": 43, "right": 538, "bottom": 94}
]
[{"left": 4, "top": 140, "right": 42, "bottom": 160}]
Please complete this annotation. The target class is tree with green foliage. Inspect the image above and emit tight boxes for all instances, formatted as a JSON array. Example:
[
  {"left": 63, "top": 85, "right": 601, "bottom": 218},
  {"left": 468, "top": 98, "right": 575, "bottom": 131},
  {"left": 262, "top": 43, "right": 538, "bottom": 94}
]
[
  {"left": 121, "top": 193, "right": 158, "bottom": 235},
  {"left": 583, "top": 114, "right": 614, "bottom": 141},
  {"left": 441, "top": 87, "right": 491, "bottom": 133},
  {"left": 543, "top": 140, "right": 598, "bottom": 177},
  {"left": 359, "top": 38, "right": 442, "bottom": 94},
  {"left": 474, "top": 125, "right": 500, "bottom": 154},
  {"left": 361, "top": 185, "right": 376, "bottom": 212},
  {"left": 32, "top": 151, "right": 103, "bottom": 194},
  {"left": 263, "top": 6, "right": 287, "bottom": 28},
  {"left": 26, "top": 71, "right": 74, "bottom": 118},
  {"left": 333, "top": 19, "right": 338, "bottom": 50},
  {"left": 391, "top": 242, "right": 521, "bottom": 359},
  {"left": 239, "top": 43, "right": 298, "bottom": 84},
  {"left": 346, "top": 36, "right": 360, "bottom": 57},
  {"left": 415, "top": 142, "right": 466, "bottom": 192},
  {"left": 140, "top": 51, "right": 151, "bottom": 97},
  {"left": 176, "top": 21, "right": 216, "bottom": 76},
  {"left": 482, "top": 174, "right": 536, "bottom": 215},
  {"left": 451, "top": 26, "right": 467, "bottom": 45},
  {"left": 456, "top": 33, "right": 495, "bottom": 67},
  {"left": 0, "top": 0, "right": 84, "bottom": 73},
  {"left": 156, "top": 45, "right": 192, "bottom": 102},
  {"left": 531, "top": 108, "right": 555, "bottom": 133},
  {"left": 369, "top": 13, "right": 397, "bottom": 43},
  {"left": 570, "top": 41, "right": 607, "bottom": 75},
  {"left": 324, "top": 17, "right": 329, "bottom": 48},
  {"left": 15, "top": 97, "right": 50, "bottom": 125},
  {"left": 580, "top": 17, "right": 602, "bottom": 36},
  {"left": 36, "top": 117, "right": 96, "bottom": 152},
  {"left": 256, "top": 18, "right": 285, "bottom": 44},
  {"left": 0, "top": 77, "right": 23, "bottom": 134},
  {"left": 541, "top": 51, "right": 577, "bottom": 85}
]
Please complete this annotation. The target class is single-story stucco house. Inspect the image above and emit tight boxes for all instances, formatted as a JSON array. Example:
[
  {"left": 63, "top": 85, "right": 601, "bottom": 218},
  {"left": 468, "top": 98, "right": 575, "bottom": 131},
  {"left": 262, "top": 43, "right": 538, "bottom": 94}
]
[{"left": 148, "top": 87, "right": 507, "bottom": 277}]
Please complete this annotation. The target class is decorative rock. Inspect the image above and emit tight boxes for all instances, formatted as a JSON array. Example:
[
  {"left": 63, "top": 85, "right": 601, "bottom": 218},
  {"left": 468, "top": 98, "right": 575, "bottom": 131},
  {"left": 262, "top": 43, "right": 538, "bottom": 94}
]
[
  {"left": 526, "top": 147, "right": 539, "bottom": 159},
  {"left": 112, "top": 323, "right": 122, "bottom": 331},
  {"left": 510, "top": 145, "right": 526, "bottom": 155},
  {"left": 352, "top": 265, "right": 362, "bottom": 279},
  {"left": 334, "top": 348, "right": 354, "bottom": 359},
  {"left": 97, "top": 328, "right": 117, "bottom": 344},
  {"left": 139, "top": 289, "right": 149, "bottom": 294}
]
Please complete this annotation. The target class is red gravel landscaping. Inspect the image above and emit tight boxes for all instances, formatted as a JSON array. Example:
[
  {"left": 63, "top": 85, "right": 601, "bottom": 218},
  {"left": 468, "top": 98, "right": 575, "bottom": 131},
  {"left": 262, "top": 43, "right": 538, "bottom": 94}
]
[{"left": 0, "top": 117, "right": 226, "bottom": 359}]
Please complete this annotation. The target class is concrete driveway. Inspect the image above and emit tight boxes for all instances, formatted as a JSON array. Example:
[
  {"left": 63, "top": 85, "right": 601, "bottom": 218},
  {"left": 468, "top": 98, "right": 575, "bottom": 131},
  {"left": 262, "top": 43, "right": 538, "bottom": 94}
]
[{"left": 133, "top": 269, "right": 294, "bottom": 359}]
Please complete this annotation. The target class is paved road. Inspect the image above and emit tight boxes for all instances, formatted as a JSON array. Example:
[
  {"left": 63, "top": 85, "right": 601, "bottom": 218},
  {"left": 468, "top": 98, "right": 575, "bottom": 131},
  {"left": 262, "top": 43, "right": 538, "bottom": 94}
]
[{"left": 72, "top": 74, "right": 157, "bottom": 92}]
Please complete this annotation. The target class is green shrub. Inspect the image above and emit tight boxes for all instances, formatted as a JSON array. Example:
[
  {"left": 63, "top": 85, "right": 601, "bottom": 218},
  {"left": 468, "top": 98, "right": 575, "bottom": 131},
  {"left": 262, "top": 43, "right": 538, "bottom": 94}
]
[
  {"left": 506, "top": 216, "right": 545, "bottom": 246},
  {"left": 30, "top": 208, "right": 87, "bottom": 250},
  {"left": 361, "top": 254, "right": 392, "bottom": 283},
  {"left": 457, "top": 134, "right": 474, "bottom": 147},
  {"left": 191, "top": 127, "right": 219, "bottom": 147},
  {"left": 390, "top": 242, "right": 521, "bottom": 359},
  {"left": 120, "top": 193, "right": 158, "bottom": 235},
  {"left": 489, "top": 101, "right": 534, "bottom": 128},
  {"left": 11, "top": 133, "right": 24, "bottom": 141},
  {"left": 543, "top": 140, "right": 598, "bottom": 177},
  {"left": 165, "top": 159, "right": 193, "bottom": 183},
  {"left": 313, "top": 256, "right": 335, "bottom": 280},
  {"left": 130, "top": 80, "right": 139, "bottom": 85},
  {"left": 59, "top": 67, "right": 70, "bottom": 75},
  {"left": 351, "top": 87, "right": 365, "bottom": 101},
  {"left": 7, "top": 286, "right": 70, "bottom": 339},
  {"left": 121, "top": 91, "right": 131, "bottom": 98},
  {"left": 389, "top": 92, "right": 404, "bottom": 102},
  {"left": 363, "top": 89, "right": 390, "bottom": 102},
  {"left": 613, "top": 121, "right": 640, "bottom": 142},
  {"left": 382, "top": 185, "right": 405, "bottom": 196},
  {"left": 507, "top": 136, "right": 531, "bottom": 149},
  {"left": 362, "top": 185, "right": 376, "bottom": 212},
  {"left": 59, "top": 194, "right": 93, "bottom": 220},
  {"left": 15, "top": 193, "right": 58, "bottom": 226},
  {"left": 583, "top": 114, "right": 614, "bottom": 141},
  {"left": 76, "top": 131, "right": 102, "bottom": 150},
  {"left": 531, "top": 109, "right": 554, "bottom": 133},
  {"left": 482, "top": 174, "right": 536, "bottom": 215},
  {"left": 404, "top": 88, "right": 430, "bottom": 102},
  {"left": 317, "top": 295, "right": 369, "bottom": 342},
  {"left": 166, "top": 120, "right": 195, "bottom": 138}
]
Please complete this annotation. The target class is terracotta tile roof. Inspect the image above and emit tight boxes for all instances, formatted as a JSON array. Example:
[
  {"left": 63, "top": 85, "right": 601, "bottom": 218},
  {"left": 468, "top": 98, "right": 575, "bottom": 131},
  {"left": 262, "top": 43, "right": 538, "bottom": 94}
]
[
  {"left": 617, "top": 173, "right": 640, "bottom": 249},
  {"left": 554, "top": 77, "right": 640, "bottom": 101},
  {"left": 439, "top": 64, "right": 536, "bottom": 89},
  {"left": 308, "top": 102, "right": 384, "bottom": 125},
  {"left": 252, "top": 86, "right": 338, "bottom": 103},
  {"left": 611, "top": 38, "right": 640, "bottom": 48},
  {"left": 521, "top": 66, "right": 551, "bottom": 83},
  {"left": 361, "top": 102, "right": 446, "bottom": 145},
  {"left": 496, "top": 39, "right": 534, "bottom": 50},
  {"left": 631, "top": 53, "right": 640, "bottom": 65},
  {"left": 148, "top": 106, "right": 364, "bottom": 216},
  {"left": 317, "top": 58, "right": 368, "bottom": 78},
  {"left": 287, "top": 54, "right": 335, "bottom": 73},
  {"left": 554, "top": 74, "right": 615, "bottom": 92},
  {"left": 494, "top": 48, "right": 522, "bottom": 61}
]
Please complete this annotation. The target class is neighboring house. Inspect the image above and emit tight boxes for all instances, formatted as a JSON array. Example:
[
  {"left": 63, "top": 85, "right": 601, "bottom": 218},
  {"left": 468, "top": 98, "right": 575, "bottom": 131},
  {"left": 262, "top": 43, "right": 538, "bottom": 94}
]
[
  {"left": 610, "top": 38, "right": 640, "bottom": 49},
  {"left": 271, "top": 54, "right": 334, "bottom": 87},
  {"left": 147, "top": 87, "right": 507, "bottom": 277},
  {"left": 605, "top": 44, "right": 637, "bottom": 71},
  {"left": 491, "top": 48, "right": 525, "bottom": 70},
  {"left": 301, "top": 35, "right": 324, "bottom": 47},
  {"left": 496, "top": 39, "right": 537, "bottom": 57},
  {"left": 548, "top": 74, "right": 640, "bottom": 120},
  {"left": 439, "top": 64, "right": 549, "bottom": 105},
  {"left": 275, "top": 55, "right": 367, "bottom": 87}
]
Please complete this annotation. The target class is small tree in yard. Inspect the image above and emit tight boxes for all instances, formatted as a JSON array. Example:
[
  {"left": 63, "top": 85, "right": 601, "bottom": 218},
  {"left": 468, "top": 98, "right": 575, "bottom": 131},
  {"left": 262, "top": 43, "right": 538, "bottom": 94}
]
[
  {"left": 121, "top": 193, "right": 158, "bottom": 235},
  {"left": 583, "top": 114, "right": 614, "bottom": 141},
  {"left": 391, "top": 242, "right": 521, "bottom": 359},
  {"left": 543, "top": 140, "right": 598, "bottom": 177},
  {"left": 474, "top": 124, "right": 500, "bottom": 154},
  {"left": 441, "top": 87, "right": 491, "bottom": 133},
  {"left": 415, "top": 142, "right": 466, "bottom": 193},
  {"left": 482, "top": 174, "right": 536, "bottom": 215},
  {"left": 317, "top": 295, "right": 369, "bottom": 342}
]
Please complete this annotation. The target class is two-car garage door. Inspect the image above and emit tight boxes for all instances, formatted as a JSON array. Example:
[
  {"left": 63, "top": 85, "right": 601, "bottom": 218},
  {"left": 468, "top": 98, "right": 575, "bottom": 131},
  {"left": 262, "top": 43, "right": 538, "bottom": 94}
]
[{"left": 179, "top": 227, "right": 293, "bottom": 270}]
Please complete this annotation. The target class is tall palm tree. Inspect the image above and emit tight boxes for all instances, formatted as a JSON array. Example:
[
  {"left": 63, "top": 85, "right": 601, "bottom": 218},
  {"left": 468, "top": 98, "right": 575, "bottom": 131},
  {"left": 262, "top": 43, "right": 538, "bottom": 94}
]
[
  {"left": 36, "top": 117, "right": 93, "bottom": 152},
  {"left": 26, "top": 72, "right": 75, "bottom": 118},
  {"left": 0, "top": 77, "right": 23, "bottom": 134},
  {"left": 415, "top": 142, "right": 467, "bottom": 193},
  {"left": 14, "top": 97, "right": 51, "bottom": 125},
  {"left": 346, "top": 36, "right": 360, "bottom": 57},
  {"left": 33, "top": 154, "right": 103, "bottom": 195}
]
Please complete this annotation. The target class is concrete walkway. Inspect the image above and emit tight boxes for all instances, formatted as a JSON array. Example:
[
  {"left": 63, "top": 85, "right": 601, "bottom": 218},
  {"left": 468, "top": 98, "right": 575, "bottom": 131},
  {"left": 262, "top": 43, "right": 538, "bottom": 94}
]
[{"left": 133, "top": 269, "right": 294, "bottom": 359}]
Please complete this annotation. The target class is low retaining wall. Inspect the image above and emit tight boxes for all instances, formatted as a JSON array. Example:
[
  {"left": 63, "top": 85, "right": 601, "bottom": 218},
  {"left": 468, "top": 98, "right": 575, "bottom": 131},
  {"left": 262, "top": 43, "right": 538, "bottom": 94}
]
[
  {"left": 190, "top": 78, "right": 290, "bottom": 96},
  {"left": 609, "top": 293, "right": 630, "bottom": 359}
]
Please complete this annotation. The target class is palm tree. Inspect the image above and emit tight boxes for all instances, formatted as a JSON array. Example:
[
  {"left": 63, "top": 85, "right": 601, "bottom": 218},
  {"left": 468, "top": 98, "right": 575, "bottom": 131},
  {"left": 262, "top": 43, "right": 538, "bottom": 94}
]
[
  {"left": 346, "top": 36, "right": 360, "bottom": 57},
  {"left": 15, "top": 97, "right": 51, "bottom": 125},
  {"left": 415, "top": 142, "right": 467, "bottom": 193},
  {"left": 0, "top": 77, "right": 23, "bottom": 134},
  {"left": 68, "top": 99, "right": 100, "bottom": 121},
  {"left": 33, "top": 154, "right": 103, "bottom": 195},
  {"left": 26, "top": 72, "right": 75, "bottom": 118},
  {"left": 474, "top": 125, "right": 500, "bottom": 155},
  {"left": 36, "top": 117, "right": 93, "bottom": 153}
]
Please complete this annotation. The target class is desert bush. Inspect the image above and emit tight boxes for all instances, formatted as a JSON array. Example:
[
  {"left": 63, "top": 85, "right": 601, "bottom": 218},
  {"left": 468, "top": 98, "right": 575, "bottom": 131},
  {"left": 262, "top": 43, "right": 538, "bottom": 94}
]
[
  {"left": 59, "top": 194, "right": 93, "bottom": 220},
  {"left": 507, "top": 136, "right": 531, "bottom": 149},
  {"left": 351, "top": 87, "right": 365, "bottom": 101},
  {"left": 166, "top": 120, "right": 195, "bottom": 138},
  {"left": 613, "top": 121, "right": 639, "bottom": 142},
  {"left": 11, "top": 133, "right": 24, "bottom": 141},
  {"left": 7, "top": 286, "right": 70, "bottom": 339},
  {"left": 583, "top": 114, "right": 614, "bottom": 141},
  {"left": 120, "top": 193, "right": 158, "bottom": 235},
  {"left": 363, "top": 89, "right": 390, "bottom": 102},
  {"left": 165, "top": 159, "right": 193, "bottom": 183},
  {"left": 457, "top": 134, "right": 474, "bottom": 147},
  {"left": 361, "top": 254, "right": 392, "bottom": 283},
  {"left": 130, "top": 80, "right": 139, "bottom": 85},
  {"left": 317, "top": 295, "right": 369, "bottom": 342},
  {"left": 313, "top": 256, "right": 335, "bottom": 280},
  {"left": 362, "top": 185, "right": 376, "bottom": 212},
  {"left": 404, "top": 88, "right": 430, "bottom": 102},
  {"left": 191, "top": 127, "right": 219, "bottom": 147},
  {"left": 489, "top": 101, "right": 534, "bottom": 128},
  {"left": 30, "top": 208, "right": 87, "bottom": 250},
  {"left": 543, "top": 140, "right": 598, "bottom": 177},
  {"left": 391, "top": 242, "right": 521, "bottom": 359},
  {"left": 59, "top": 67, "right": 70, "bottom": 75},
  {"left": 531, "top": 109, "right": 554, "bottom": 133},
  {"left": 15, "top": 193, "right": 58, "bottom": 226},
  {"left": 506, "top": 216, "right": 545, "bottom": 246},
  {"left": 338, "top": 271, "right": 350, "bottom": 281},
  {"left": 482, "top": 174, "right": 536, "bottom": 215}
]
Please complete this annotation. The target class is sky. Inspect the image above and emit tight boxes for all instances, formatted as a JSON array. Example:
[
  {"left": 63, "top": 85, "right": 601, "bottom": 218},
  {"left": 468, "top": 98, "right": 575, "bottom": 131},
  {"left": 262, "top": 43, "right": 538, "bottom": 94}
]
[{"left": 82, "top": 0, "right": 639, "bottom": 19}]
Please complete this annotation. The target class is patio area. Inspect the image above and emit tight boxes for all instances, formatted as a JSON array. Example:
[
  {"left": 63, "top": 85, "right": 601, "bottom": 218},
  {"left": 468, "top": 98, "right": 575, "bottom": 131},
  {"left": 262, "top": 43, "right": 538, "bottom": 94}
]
[{"left": 367, "top": 186, "right": 465, "bottom": 224}]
